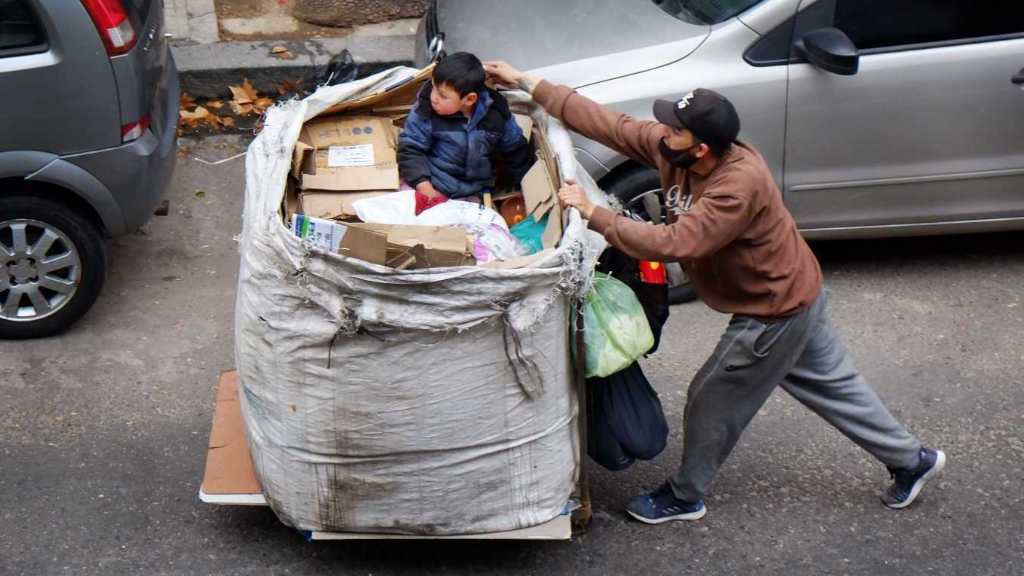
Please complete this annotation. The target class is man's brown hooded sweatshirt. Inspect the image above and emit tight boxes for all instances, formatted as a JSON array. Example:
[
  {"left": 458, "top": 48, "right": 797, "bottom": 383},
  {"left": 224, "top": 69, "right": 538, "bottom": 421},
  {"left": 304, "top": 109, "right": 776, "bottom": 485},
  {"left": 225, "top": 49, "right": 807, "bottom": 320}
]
[{"left": 532, "top": 80, "right": 822, "bottom": 321}]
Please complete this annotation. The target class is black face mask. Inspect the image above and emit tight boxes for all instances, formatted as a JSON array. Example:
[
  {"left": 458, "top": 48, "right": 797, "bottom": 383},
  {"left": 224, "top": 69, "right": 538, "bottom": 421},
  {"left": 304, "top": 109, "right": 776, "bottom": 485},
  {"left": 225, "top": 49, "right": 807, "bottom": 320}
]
[{"left": 658, "top": 138, "right": 700, "bottom": 170}]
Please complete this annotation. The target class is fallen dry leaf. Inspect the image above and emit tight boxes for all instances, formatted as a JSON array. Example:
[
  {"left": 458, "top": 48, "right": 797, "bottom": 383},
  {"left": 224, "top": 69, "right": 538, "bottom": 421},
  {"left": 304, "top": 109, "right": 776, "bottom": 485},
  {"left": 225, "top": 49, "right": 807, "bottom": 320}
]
[
  {"left": 276, "top": 80, "right": 298, "bottom": 96},
  {"left": 179, "top": 106, "right": 223, "bottom": 131},
  {"left": 180, "top": 106, "right": 211, "bottom": 124},
  {"left": 206, "top": 101, "right": 224, "bottom": 109},
  {"left": 230, "top": 100, "right": 254, "bottom": 116},
  {"left": 253, "top": 97, "right": 275, "bottom": 113},
  {"left": 242, "top": 78, "right": 258, "bottom": 102},
  {"left": 271, "top": 46, "right": 295, "bottom": 60},
  {"left": 229, "top": 85, "right": 252, "bottom": 104},
  {"left": 219, "top": 116, "right": 236, "bottom": 128},
  {"left": 179, "top": 93, "right": 196, "bottom": 110}
]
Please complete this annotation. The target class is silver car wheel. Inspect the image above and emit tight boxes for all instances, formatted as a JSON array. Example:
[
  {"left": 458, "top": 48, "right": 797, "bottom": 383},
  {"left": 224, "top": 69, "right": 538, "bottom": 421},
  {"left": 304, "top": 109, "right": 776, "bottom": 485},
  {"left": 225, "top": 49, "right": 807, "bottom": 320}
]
[
  {"left": 624, "top": 187, "right": 689, "bottom": 288},
  {"left": 0, "top": 219, "right": 81, "bottom": 322}
]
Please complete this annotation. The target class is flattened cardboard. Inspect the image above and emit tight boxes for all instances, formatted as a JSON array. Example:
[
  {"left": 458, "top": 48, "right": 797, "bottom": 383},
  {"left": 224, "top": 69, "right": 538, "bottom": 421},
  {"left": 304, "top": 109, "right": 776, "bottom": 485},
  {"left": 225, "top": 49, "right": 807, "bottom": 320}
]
[
  {"left": 353, "top": 223, "right": 475, "bottom": 268},
  {"left": 299, "top": 190, "right": 392, "bottom": 220},
  {"left": 298, "top": 116, "right": 399, "bottom": 191},
  {"left": 513, "top": 114, "right": 534, "bottom": 139},
  {"left": 337, "top": 226, "right": 389, "bottom": 265},
  {"left": 531, "top": 125, "right": 562, "bottom": 190},
  {"left": 202, "top": 371, "right": 261, "bottom": 496},
  {"left": 542, "top": 202, "right": 563, "bottom": 249},
  {"left": 282, "top": 179, "right": 299, "bottom": 222},
  {"left": 321, "top": 65, "right": 434, "bottom": 117},
  {"left": 521, "top": 154, "right": 554, "bottom": 217},
  {"left": 292, "top": 215, "right": 389, "bottom": 264}
]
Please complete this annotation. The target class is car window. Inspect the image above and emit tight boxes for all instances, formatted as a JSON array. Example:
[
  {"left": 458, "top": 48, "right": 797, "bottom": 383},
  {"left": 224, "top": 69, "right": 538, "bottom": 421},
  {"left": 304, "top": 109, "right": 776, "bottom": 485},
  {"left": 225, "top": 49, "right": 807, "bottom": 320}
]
[
  {"left": 652, "top": 0, "right": 764, "bottom": 25},
  {"left": 0, "top": 0, "right": 45, "bottom": 53},
  {"left": 835, "top": 0, "right": 1024, "bottom": 51}
]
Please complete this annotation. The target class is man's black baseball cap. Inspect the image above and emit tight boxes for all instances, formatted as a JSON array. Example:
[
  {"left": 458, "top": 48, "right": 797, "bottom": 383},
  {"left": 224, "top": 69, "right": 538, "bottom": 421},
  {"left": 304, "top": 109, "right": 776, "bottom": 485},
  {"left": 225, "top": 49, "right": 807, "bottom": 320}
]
[{"left": 653, "top": 89, "right": 740, "bottom": 148}]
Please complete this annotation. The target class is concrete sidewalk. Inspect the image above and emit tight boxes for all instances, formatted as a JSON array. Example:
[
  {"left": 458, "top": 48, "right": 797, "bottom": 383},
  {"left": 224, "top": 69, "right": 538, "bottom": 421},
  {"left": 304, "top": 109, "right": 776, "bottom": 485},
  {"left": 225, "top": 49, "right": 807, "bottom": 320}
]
[{"left": 166, "top": 1, "right": 418, "bottom": 98}]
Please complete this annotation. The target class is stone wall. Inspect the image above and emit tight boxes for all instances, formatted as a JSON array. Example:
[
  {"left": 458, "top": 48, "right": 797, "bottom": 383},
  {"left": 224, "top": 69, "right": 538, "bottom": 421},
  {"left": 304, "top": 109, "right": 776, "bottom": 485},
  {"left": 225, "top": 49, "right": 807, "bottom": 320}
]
[{"left": 293, "top": 0, "right": 431, "bottom": 28}]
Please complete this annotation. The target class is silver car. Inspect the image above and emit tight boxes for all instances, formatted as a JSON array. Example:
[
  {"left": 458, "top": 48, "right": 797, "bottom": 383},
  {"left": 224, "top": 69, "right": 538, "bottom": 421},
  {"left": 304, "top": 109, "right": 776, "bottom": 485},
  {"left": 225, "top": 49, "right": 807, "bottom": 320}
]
[
  {"left": 416, "top": 0, "right": 1024, "bottom": 300},
  {"left": 0, "top": 0, "right": 178, "bottom": 338}
]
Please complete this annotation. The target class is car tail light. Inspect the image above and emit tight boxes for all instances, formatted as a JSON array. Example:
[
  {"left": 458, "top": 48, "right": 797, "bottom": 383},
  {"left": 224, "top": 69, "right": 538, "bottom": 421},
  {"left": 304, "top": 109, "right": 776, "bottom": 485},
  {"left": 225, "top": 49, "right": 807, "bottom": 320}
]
[
  {"left": 638, "top": 261, "right": 668, "bottom": 284},
  {"left": 121, "top": 115, "right": 149, "bottom": 143},
  {"left": 81, "top": 0, "right": 137, "bottom": 56}
]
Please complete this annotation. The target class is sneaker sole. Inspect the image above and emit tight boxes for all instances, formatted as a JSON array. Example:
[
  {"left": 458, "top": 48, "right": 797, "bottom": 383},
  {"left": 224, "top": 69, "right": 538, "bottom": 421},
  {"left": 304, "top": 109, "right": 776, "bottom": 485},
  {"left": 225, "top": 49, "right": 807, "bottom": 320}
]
[
  {"left": 886, "top": 449, "right": 946, "bottom": 509},
  {"left": 626, "top": 506, "right": 707, "bottom": 524}
]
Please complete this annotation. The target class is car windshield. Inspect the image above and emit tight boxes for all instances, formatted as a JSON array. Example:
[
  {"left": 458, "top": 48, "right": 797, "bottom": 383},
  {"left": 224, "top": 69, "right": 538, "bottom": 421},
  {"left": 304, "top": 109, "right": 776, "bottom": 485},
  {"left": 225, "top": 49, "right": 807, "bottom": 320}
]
[{"left": 651, "top": 0, "right": 764, "bottom": 25}]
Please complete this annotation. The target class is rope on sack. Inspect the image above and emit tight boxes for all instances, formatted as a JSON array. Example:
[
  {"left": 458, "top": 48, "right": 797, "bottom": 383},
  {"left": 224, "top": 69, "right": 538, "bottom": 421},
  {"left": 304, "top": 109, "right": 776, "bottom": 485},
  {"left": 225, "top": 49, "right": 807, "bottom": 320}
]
[{"left": 501, "top": 308, "right": 543, "bottom": 400}]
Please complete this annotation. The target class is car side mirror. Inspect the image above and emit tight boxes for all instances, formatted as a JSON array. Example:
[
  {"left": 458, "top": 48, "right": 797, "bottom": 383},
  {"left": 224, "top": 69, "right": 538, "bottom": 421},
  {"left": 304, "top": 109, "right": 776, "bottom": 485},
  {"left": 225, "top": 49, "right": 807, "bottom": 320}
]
[{"left": 795, "top": 28, "right": 859, "bottom": 76}]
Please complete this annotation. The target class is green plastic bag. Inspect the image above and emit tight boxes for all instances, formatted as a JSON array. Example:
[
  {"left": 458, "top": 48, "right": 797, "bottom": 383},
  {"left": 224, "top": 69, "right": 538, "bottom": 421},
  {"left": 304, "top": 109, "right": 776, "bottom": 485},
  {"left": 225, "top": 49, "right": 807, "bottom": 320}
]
[{"left": 573, "top": 273, "right": 656, "bottom": 378}]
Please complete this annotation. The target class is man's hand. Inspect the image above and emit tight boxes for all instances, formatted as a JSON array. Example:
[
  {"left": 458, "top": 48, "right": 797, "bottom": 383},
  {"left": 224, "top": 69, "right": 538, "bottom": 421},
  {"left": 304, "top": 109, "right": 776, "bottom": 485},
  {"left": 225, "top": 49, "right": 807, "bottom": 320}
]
[
  {"left": 483, "top": 61, "right": 539, "bottom": 95},
  {"left": 416, "top": 181, "right": 441, "bottom": 200},
  {"left": 557, "top": 179, "right": 596, "bottom": 220}
]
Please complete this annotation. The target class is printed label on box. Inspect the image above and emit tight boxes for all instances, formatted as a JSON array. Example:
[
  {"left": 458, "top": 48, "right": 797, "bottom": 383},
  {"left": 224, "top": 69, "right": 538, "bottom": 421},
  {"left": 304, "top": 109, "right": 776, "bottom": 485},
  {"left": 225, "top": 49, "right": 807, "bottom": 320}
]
[{"left": 328, "top": 145, "right": 375, "bottom": 167}]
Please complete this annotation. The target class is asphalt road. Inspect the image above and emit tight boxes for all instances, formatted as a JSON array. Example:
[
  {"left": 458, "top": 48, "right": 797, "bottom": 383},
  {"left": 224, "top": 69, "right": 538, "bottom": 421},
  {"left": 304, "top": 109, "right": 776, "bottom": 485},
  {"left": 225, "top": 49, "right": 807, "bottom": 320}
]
[{"left": 1, "top": 139, "right": 1022, "bottom": 575}]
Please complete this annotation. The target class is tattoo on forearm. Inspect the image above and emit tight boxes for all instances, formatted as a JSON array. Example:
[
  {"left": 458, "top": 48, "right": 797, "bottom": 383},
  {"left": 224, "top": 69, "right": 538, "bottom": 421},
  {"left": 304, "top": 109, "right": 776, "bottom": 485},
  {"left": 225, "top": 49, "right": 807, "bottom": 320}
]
[{"left": 517, "top": 76, "right": 537, "bottom": 94}]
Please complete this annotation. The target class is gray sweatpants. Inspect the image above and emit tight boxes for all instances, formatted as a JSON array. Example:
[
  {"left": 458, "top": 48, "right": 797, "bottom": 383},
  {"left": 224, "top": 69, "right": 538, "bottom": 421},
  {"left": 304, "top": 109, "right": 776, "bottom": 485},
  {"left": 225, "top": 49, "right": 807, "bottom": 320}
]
[{"left": 668, "top": 289, "right": 922, "bottom": 502}]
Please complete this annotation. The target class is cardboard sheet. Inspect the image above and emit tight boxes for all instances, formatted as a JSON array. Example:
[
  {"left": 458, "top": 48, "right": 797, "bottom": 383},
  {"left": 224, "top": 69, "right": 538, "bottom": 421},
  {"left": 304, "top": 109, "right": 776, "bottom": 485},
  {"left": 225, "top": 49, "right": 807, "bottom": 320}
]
[
  {"left": 521, "top": 154, "right": 555, "bottom": 218},
  {"left": 299, "top": 190, "right": 392, "bottom": 220},
  {"left": 202, "top": 371, "right": 261, "bottom": 496},
  {"left": 291, "top": 215, "right": 389, "bottom": 264},
  {"left": 513, "top": 114, "right": 534, "bottom": 139},
  {"left": 321, "top": 65, "right": 434, "bottom": 117},
  {"left": 353, "top": 223, "right": 475, "bottom": 268},
  {"left": 297, "top": 116, "right": 399, "bottom": 191}
]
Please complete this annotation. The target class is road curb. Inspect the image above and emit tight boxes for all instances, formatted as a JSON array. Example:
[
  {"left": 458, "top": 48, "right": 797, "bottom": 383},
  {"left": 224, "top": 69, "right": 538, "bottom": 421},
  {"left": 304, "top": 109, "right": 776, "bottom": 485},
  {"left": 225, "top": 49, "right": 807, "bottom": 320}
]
[{"left": 172, "top": 35, "right": 416, "bottom": 99}]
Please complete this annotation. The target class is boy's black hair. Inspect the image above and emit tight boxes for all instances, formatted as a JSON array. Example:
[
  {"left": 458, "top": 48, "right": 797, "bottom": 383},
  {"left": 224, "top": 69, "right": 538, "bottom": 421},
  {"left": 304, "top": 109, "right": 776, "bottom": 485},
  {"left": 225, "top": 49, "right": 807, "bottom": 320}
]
[{"left": 432, "top": 52, "right": 486, "bottom": 98}]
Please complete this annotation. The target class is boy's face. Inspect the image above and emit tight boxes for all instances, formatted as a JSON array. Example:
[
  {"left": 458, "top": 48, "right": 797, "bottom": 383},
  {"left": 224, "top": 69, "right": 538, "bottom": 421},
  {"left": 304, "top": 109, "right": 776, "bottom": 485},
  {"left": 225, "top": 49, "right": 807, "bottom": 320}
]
[{"left": 431, "top": 81, "right": 478, "bottom": 116}]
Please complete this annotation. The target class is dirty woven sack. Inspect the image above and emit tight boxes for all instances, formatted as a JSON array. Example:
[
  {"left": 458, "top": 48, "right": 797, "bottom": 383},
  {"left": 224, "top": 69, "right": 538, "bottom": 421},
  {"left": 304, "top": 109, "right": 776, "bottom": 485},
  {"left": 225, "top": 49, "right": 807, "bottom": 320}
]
[{"left": 235, "top": 66, "right": 610, "bottom": 535}]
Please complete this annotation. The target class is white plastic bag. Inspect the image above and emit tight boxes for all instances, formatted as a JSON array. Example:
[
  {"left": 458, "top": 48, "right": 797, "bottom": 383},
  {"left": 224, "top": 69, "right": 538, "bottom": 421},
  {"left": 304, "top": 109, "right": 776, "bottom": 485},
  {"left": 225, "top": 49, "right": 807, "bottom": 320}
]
[
  {"left": 352, "top": 190, "right": 416, "bottom": 224},
  {"left": 415, "top": 202, "right": 526, "bottom": 262}
]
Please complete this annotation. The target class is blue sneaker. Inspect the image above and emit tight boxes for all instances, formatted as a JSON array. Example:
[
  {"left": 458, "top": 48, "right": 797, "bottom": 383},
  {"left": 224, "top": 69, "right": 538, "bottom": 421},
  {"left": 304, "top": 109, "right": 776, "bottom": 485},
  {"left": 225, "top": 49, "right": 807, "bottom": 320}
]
[
  {"left": 883, "top": 447, "right": 946, "bottom": 509},
  {"left": 626, "top": 483, "right": 706, "bottom": 524}
]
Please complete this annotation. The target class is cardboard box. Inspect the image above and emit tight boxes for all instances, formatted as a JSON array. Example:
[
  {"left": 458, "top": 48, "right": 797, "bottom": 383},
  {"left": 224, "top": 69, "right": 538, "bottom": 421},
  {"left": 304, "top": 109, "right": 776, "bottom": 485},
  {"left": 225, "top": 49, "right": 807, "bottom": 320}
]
[
  {"left": 353, "top": 223, "right": 476, "bottom": 268},
  {"left": 299, "top": 190, "right": 392, "bottom": 221},
  {"left": 291, "top": 214, "right": 388, "bottom": 264},
  {"left": 282, "top": 179, "right": 300, "bottom": 222},
  {"left": 295, "top": 116, "right": 400, "bottom": 192}
]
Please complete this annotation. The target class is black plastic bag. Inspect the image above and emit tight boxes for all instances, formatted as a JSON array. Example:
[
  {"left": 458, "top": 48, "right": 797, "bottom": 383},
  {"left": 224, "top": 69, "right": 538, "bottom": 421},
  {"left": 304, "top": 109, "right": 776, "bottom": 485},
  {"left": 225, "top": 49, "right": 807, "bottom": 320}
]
[{"left": 586, "top": 361, "right": 669, "bottom": 471}]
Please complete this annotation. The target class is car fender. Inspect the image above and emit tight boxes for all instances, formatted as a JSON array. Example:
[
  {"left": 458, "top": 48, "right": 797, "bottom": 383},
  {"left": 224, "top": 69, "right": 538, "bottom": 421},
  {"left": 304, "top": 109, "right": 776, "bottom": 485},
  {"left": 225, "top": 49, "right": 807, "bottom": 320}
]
[{"left": 19, "top": 156, "right": 126, "bottom": 236}]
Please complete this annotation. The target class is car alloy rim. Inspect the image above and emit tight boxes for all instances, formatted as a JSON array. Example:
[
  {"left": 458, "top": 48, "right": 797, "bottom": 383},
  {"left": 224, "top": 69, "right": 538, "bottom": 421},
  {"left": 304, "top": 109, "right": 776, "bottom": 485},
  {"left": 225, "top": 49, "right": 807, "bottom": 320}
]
[{"left": 0, "top": 219, "right": 82, "bottom": 322}]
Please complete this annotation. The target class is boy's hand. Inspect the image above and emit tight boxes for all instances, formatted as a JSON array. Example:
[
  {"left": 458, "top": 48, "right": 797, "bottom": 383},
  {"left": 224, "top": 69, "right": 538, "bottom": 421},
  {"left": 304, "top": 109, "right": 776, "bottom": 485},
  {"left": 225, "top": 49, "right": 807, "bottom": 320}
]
[
  {"left": 416, "top": 181, "right": 441, "bottom": 199},
  {"left": 483, "top": 61, "right": 538, "bottom": 95},
  {"left": 557, "top": 179, "right": 596, "bottom": 220}
]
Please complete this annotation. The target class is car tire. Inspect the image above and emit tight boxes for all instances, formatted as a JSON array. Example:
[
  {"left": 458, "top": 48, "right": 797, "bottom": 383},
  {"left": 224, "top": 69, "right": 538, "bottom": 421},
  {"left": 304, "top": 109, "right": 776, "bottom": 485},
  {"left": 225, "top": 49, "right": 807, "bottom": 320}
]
[
  {"left": 0, "top": 194, "right": 107, "bottom": 339},
  {"left": 602, "top": 167, "right": 699, "bottom": 305}
]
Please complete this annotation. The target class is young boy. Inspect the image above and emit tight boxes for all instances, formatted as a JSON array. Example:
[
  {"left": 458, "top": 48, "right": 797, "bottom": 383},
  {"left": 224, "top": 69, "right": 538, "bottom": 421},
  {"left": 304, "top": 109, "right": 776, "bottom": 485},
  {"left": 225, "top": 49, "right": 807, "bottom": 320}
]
[{"left": 398, "top": 52, "right": 534, "bottom": 213}]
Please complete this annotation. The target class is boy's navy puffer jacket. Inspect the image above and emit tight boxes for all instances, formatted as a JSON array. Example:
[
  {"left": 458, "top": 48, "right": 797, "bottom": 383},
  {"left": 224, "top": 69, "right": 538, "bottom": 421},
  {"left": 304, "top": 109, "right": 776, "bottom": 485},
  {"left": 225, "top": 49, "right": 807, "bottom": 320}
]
[{"left": 398, "top": 81, "right": 535, "bottom": 199}]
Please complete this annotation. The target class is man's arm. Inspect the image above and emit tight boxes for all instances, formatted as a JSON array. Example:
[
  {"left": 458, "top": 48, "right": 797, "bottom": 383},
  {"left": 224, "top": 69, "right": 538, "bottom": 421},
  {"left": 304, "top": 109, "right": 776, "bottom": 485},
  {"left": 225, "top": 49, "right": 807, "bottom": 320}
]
[
  {"left": 485, "top": 61, "right": 663, "bottom": 169},
  {"left": 557, "top": 176, "right": 756, "bottom": 262}
]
